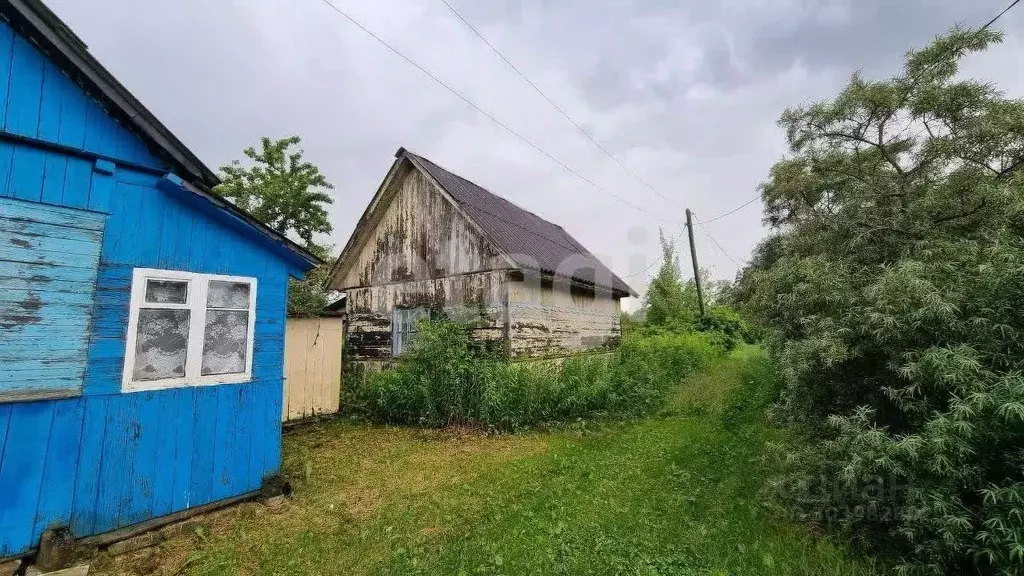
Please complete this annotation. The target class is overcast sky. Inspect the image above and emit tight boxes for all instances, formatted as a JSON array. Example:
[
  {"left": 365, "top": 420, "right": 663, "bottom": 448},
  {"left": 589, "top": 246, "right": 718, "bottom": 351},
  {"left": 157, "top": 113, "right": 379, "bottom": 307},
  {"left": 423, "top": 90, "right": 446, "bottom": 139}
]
[{"left": 47, "top": 0, "right": 1024, "bottom": 307}]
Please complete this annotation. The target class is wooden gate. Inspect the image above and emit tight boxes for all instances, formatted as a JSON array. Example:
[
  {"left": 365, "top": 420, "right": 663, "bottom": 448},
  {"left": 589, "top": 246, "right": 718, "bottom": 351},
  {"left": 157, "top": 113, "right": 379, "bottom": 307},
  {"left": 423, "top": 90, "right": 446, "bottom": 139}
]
[{"left": 283, "top": 317, "right": 344, "bottom": 422}]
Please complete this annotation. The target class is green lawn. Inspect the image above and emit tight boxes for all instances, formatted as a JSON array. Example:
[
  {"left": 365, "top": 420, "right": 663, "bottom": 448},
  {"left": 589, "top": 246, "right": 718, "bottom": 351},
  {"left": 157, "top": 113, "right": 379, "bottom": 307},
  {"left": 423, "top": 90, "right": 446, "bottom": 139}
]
[{"left": 95, "top": 347, "right": 881, "bottom": 576}]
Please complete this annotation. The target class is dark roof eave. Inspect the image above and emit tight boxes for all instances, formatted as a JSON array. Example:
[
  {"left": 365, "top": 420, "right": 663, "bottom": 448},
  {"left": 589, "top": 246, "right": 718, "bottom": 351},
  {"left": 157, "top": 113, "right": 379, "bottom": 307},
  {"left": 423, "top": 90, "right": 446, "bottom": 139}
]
[
  {"left": 169, "top": 177, "right": 322, "bottom": 269},
  {"left": 3, "top": 0, "right": 219, "bottom": 187},
  {"left": 2, "top": 0, "right": 321, "bottom": 269},
  {"left": 519, "top": 267, "right": 637, "bottom": 298},
  {"left": 401, "top": 149, "right": 638, "bottom": 298}
]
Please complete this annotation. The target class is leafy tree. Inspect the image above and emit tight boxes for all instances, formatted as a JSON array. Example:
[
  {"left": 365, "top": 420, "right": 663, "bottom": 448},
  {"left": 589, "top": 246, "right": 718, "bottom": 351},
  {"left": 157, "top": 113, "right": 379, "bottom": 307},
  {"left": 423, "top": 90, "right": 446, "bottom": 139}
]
[
  {"left": 736, "top": 26, "right": 1024, "bottom": 574},
  {"left": 287, "top": 244, "right": 337, "bottom": 317},
  {"left": 642, "top": 229, "right": 691, "bottom": 326},
  {"left": 216, "top": 136, "right": 334, "bottom": 247},
  {"left": 216, "top": 136, "right": 337, "bottom": 315}
]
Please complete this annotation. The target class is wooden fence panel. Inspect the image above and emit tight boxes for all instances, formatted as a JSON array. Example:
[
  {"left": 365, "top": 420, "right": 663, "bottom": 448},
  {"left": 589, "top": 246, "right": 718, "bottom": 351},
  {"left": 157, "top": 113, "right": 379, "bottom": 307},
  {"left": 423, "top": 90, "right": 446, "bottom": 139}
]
[{"left": 283, "top": 317, "right": 343, "bottom": 422}]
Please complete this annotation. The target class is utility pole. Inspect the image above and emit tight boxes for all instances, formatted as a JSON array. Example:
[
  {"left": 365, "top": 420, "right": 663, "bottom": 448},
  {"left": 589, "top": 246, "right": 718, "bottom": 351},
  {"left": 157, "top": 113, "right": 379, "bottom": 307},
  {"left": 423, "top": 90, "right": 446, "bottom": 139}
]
[{"left": 685, "top": 208, "right": 706, "bottom": 316}]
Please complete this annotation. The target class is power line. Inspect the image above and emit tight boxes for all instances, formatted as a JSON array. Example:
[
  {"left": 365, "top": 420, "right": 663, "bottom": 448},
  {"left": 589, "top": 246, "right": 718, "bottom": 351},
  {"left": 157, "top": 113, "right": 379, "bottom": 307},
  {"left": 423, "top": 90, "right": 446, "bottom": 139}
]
[
  {"left": 437, "top": 0, "right": 681, "bottom": 209},
  {"left": 621, "top": 225, "right": 687, "bottom": 279},
  {"left": 700, "top": 194, "right": 761, "bottom": 224},
  {"left": 314, "top": 0, "right": 679, "bottom": 226},
  {"left": 694, "top": 218, "right": 741, "bottom": 268},
  {"left": 984, "top": 0, "right": 1021, "bottom": 28},
  {"left": 700, "top": 0, "right": 1019, "bottom": 228}
]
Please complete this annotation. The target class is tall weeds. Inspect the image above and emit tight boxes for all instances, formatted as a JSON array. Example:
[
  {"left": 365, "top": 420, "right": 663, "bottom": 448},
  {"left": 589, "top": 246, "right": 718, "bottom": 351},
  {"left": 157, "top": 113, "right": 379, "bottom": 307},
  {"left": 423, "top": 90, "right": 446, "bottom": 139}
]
[{"left": 344, "top": 321, "right": 722, "bottom": 431}]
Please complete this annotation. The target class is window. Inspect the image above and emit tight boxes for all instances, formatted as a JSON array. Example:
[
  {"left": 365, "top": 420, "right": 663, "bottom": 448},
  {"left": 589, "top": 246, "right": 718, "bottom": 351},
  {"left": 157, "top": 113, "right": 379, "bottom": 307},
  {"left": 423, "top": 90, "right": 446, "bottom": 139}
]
[
  {"left": 123, "top": 268, "right": 257, "bottom": 391},
  {"left": 392, "top": 307, "right": 428, "bottom": 356}
]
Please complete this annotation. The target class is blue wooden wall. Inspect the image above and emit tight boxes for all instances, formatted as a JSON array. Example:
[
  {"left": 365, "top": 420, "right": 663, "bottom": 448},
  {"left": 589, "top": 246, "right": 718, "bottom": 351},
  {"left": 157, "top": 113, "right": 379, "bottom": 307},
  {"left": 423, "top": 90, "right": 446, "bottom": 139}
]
[
  {"left": 0, "top": 19, "right": 300, "bottom": 557},
  {"left": 0, "top": 197, "right": 105, "bottom": 400}
]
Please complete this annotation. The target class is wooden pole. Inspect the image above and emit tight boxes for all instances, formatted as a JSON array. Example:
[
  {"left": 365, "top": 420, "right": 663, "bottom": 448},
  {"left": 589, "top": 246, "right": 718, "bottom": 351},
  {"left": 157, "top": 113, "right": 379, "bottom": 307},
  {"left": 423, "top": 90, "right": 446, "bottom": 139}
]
[{"left": 685, "top": 208, "right": 706, "bottom": 316}]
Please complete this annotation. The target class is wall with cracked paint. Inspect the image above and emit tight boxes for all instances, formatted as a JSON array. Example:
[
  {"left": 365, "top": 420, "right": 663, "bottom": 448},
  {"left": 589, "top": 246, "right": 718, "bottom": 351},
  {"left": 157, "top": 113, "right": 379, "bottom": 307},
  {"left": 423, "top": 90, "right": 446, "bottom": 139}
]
[
  {"left": 338, "top": 166, "right": 508, "bottom": 290},
  {"left": 0, "top": 17, "right": 303, "bottom": 559},
  {"left": 337, "top": 162, "right": 624, "bottom": 363},
  {"left": 508, "top": 279, "right": 622, "bottom": 358}
]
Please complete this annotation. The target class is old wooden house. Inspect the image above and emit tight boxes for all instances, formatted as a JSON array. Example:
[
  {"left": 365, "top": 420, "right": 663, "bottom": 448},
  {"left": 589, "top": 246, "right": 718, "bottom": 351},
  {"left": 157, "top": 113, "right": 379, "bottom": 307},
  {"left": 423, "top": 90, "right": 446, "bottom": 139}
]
[
  {"left": 329, "top": 148, "right": 636, "bottom": 362},
  {"left": 0, "top": 0, "right": 319, "bottom": 563}
]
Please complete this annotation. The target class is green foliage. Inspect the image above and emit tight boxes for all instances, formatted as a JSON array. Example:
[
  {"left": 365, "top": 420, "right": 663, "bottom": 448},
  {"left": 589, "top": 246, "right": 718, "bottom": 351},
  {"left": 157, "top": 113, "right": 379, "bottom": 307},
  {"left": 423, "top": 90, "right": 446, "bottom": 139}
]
[
  {"left": 215, "top": 135, "right": 335, "bottom": 246},
  {"left": 639, "top": 230, "right": 750, "bottom": 350},
  {"left": 163, "top": 350, "right": 879, "bottom": 576},
  {"left": 345, "top": 320, "right": 723, "bottom": 431},
  {"left": 216, "top": 136, "right": 337, "bottom": 315},
  {"left": 734, "top": 26, "right": 1024, "bottom": 574},
  {"left": 721, "top": 350, "right": 784, "bottom": 432},
  {"left": 286, "top": 244, "right": 336, "bottom": 317},
  {"left": 643, "top": 229, "right": 698, "bottom": 326},
  {"left": 692, "top": 305, "right": 752, "bottom": 351}
]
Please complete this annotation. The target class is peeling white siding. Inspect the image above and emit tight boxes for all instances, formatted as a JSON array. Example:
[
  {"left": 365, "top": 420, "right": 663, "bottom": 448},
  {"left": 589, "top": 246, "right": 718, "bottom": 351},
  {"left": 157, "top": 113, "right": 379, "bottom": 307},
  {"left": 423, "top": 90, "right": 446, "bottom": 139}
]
[
  {"left": 338, "top": 169, "right": 507, "bottom": 290},
  {"left": 508, "top": 279, "right": 622, "bottom": 358}
]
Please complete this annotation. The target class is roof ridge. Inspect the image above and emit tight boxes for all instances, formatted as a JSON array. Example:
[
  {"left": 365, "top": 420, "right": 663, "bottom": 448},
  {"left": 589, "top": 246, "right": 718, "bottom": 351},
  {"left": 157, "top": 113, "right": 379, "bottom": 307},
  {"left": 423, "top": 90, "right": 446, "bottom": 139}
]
[
  {"left": 401, "top": 149, "right": 637, "bottom": 297},
  {"left": 406, "top": 151, "right": 582, "bottom": 251}
]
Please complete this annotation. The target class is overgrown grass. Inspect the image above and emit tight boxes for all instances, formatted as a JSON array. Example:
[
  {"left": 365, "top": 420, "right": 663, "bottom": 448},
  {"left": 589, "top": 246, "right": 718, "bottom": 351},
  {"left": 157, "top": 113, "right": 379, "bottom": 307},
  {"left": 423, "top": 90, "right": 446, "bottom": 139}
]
[
  {"left": 92, "top": 347, "right": 882, "bottom": 576},
  {"left": 345, "top": 322, "right": 722, "bottom": 431}
]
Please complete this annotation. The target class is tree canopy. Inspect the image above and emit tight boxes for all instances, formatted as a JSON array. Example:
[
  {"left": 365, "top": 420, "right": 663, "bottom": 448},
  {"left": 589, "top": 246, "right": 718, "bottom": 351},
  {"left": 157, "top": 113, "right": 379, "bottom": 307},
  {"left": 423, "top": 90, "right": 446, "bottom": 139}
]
[
  {"left": 216, "top": 136, "right": 337, "bottom": 316},
  {"left": 735, "top": 27, "right": 1024, "bottom": 574},
  {"left": 642, "top": 229, "right": 690, "bottom": 326},
  {"left": 216, "top": 136, "right": 334, "bottom": 247}
]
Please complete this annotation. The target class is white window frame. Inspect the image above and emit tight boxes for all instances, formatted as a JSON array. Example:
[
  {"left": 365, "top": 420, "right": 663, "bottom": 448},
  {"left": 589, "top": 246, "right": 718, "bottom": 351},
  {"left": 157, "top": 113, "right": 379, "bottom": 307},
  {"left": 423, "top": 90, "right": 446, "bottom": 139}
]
[{"left": 122, "top": 268, "right": 258, "bottom": 392}]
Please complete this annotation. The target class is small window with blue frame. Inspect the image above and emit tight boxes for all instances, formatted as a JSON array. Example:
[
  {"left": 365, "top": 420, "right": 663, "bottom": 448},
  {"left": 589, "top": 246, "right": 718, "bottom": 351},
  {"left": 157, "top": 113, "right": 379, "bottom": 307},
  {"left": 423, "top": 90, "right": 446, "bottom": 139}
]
[{"left": 392, "top": 307, "right": 429, "bottom": 356}]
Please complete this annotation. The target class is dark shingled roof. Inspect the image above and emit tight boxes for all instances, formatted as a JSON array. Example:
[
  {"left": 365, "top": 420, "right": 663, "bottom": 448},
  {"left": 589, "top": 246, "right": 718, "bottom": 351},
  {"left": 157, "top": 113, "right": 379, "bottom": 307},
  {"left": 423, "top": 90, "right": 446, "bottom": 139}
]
[{"left": 407, "top": 152, "right": 637, "bottom": 297}]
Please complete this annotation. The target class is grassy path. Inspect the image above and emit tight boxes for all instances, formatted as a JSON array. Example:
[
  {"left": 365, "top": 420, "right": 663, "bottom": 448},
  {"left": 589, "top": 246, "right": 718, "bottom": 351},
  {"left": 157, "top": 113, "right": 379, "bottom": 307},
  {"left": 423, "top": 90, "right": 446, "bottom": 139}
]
[{"left": 95, "top": 348, "right": 880, "bottom": 576}]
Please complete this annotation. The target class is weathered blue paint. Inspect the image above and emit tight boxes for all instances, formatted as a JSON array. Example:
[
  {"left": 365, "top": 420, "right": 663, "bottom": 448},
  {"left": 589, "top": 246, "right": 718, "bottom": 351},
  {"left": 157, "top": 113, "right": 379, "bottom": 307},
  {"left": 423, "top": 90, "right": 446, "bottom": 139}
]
[
  {"left": 0, "top": 196, "right": 104, "bottom": 400},
  {"left": 0, "top": 19, "right": 308, "bottom": 558}
]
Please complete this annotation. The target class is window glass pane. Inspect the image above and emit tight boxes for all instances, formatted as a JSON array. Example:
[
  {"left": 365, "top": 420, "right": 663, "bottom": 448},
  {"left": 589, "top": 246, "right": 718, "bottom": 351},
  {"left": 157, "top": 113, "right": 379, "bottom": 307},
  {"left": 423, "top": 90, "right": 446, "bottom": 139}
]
[
  {"left": 145, "top": 279, "right": 188, "bottom": 304},
  {"left": 201, "top": 310, "right": 249, "bottom": 375},
  {"left": 133, "top": 309, "right": 190, "bottom": 381},
  {"left": 207, "top": 280, "right": 250, "bottom": 309}
]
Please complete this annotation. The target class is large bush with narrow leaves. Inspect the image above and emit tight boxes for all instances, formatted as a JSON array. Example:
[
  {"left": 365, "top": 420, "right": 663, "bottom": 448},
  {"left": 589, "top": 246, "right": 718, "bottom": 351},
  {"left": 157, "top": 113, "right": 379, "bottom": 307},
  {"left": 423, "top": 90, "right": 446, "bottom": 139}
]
[{"left": 735, "top": 27, "right": 1024, "bottom": 575}]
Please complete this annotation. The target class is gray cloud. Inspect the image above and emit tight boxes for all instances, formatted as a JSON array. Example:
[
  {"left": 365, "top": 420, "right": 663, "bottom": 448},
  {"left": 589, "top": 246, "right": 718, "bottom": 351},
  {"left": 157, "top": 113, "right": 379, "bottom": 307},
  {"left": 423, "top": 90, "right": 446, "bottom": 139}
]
[{"left": 46, "top": 0, "right": 1024, "bottom": 307}]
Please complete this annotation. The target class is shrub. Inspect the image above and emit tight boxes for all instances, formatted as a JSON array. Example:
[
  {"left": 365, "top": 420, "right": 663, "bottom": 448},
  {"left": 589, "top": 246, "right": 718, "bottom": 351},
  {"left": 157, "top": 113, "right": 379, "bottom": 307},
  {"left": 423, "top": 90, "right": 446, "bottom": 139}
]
[
  {"left": 692, "top": 306, "right": 752, "bottom": 350},
  {"left": 344, "top": 320, "right": 723, "bottom": 431},
  {"left": 733, "top": 27, "right": 1024, "bottom": 575}
]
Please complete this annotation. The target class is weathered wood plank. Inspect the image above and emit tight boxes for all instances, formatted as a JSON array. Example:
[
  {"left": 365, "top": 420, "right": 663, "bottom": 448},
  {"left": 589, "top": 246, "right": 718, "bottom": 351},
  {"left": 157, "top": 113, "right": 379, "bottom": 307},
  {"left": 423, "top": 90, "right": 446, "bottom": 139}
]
[
  {"left": 0, "top": 21, "right": 15, "bottom": 129},
  {"left": 337, "top": 167, "right": 506, "bottom": 289},
  {"left": 54, "top": 68, "right": 86, "bottom": 150},
  {"left": 171, "top": 388, "right": 196, "bottom": 512},
  {"left": 0, "top": 401, "right": 54, "bottom": 556},
  {"left": 212, "top": 385, "right": 238, "bottom": 501},
  {"left": 36, "top": 61, "right": 64, "bottom": 142},
  {"left": 9, "top": 145, "right": 46, "bottom": 202},
  {"left": 94, "top": 396, "right": 131, "bottom": 534},
  {"left": 122, "top": 392, "right": 159, "bottom": 528},
  {"left": 40, "top": 153, "right": 68, "bottom": 206},
  {"left": 0, "top": 259, "right": 99, "bottom": 284},
  {"left": 0, "top": 363, "right": 85, "bottom": 385},
  {"left": 189, "top": 389, "right": 218, "bottom": 507},
  {"left": 5, "top": 34, "right": 44, "bottom": 137},
  {"left": 70, "top": 396, "right": 107, "bottom": 536},
  {"left": 0, "top": 195, "right": 106, "bottom": 230},
  {"left": 32, "top": 399, "right": 84, "bottom": 544},
  {"left": 0, "top": 215, "right": 103, "bottom": 243},
  {"left": 150, "top": 390, "right": 179, "bottom": 518},
  {"left": 0, "top": 227, "right": 103, "bottom": 257}
]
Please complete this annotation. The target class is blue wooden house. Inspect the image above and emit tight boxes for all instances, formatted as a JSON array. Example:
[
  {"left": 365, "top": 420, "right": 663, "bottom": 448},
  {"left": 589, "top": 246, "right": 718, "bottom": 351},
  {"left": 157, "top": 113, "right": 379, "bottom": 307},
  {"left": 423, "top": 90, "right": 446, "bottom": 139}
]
[{"left": 0, "top": 0, "right": 320, "bottom": 562}]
